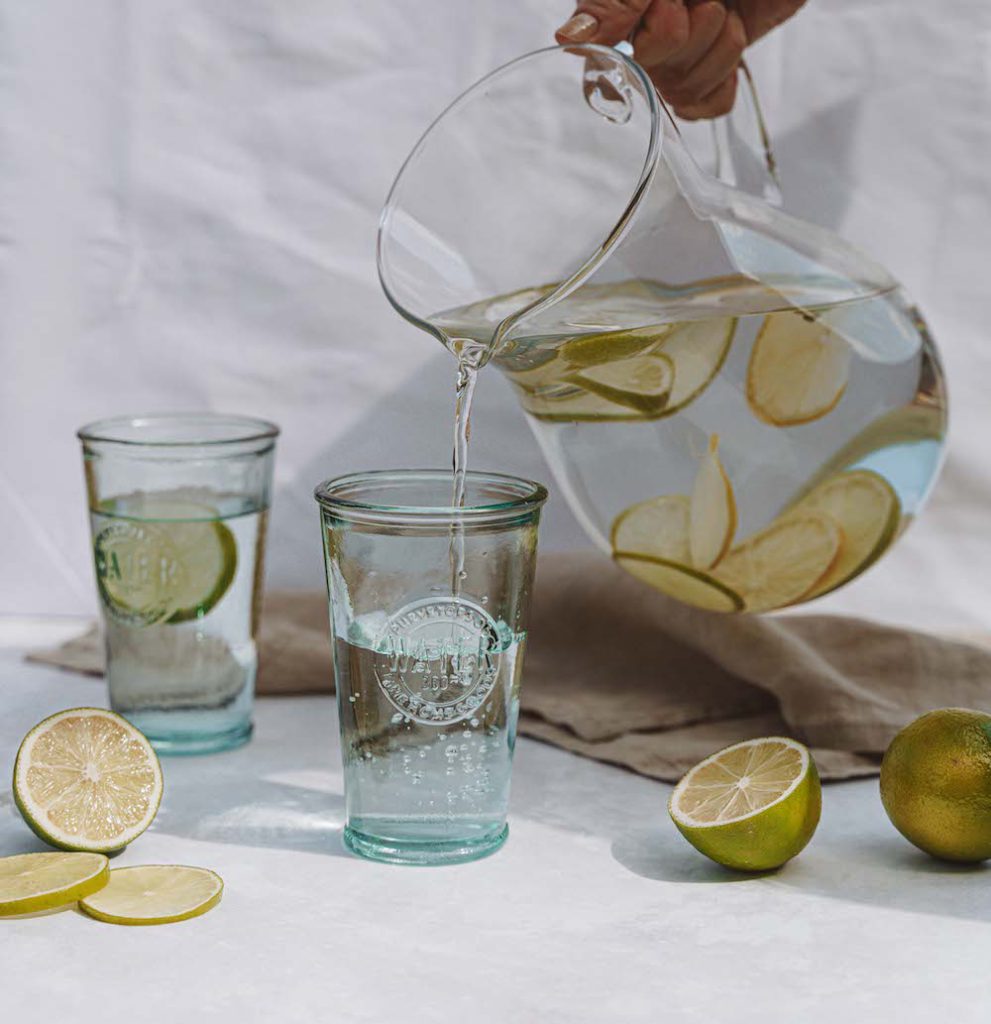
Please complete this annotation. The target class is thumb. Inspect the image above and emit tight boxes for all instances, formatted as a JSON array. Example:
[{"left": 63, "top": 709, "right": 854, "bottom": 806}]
[{"left": 555, "top": 0, "right": 654, "bottom": 46}]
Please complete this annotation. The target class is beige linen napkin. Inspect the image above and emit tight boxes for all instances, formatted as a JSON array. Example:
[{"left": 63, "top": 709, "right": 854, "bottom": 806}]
[{"left": 28, "top": 552, "right": 991, "bottom": 782}]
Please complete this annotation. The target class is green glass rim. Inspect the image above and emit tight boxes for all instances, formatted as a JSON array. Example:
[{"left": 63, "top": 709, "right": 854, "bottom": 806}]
[
  {"left": 78, "top": 413, "right": 280, "bottom": 449},
  {"left": 314, "top": 469, "right": 548, "bottom": 524}
]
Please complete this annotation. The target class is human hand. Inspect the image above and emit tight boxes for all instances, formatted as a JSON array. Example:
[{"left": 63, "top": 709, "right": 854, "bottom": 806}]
[{"left": 555, "top": 0, "right": 807, "bottom": 120}]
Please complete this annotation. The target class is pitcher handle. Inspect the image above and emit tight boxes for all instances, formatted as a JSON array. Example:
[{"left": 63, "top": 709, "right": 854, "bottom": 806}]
[{"left": 710, "top": 58, "right": 782, "bottom": 206}]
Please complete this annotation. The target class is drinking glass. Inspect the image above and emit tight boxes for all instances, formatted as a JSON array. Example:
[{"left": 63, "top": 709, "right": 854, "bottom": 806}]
[
  {"left": 315, "top": 470, "right": 547, "bottom": 865},
  {"left": 79, "top": 414, "right": 279, "bottom": 754}
]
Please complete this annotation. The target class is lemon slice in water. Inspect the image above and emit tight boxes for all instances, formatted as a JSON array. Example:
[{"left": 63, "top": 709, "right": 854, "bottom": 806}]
[
  {"left": 614, "top": 552, "right": 743, "bottom": 612},
  {"left": 746, "top": 311, "right": 851, "bottom": 426},
  {"left": 611, "top": 494, "right": 691, "bottom": 563},
  {"left": 14, "top": 708, "right": 163, "bottom": 853},
  {"left": 568, "top": 352, "right": 675, "bottom": 415},
  {"left": 669, "top": 737, "right": 821, "bottom": 871},
  {"left": 714, "top": 513, "right": 841, "bottom": 612},
  {"left": 79, "top": 865, "right": 223, "bottom": 926},
  {"left": 660, "top": 317, "right": 735, "bottom": 414},
  {"left": 95, "top": 491, "right": 237, "bottom": 625},
  {"left": 689, "top": 434, "right": 736, "bottom": 570},
  {"left": 0, "top": 852, "right": 109, "bottom": 917},
  {"left": 787, "top": 469, "right": 900, "bottom": 598}
]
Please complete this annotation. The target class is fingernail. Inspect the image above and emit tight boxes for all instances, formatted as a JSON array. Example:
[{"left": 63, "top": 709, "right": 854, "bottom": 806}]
[{"left": 556, "top": 12, "right": 599, "bottom": 42}]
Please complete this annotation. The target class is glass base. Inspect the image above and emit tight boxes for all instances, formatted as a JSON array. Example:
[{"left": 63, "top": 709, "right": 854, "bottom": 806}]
[
  {"left": 134, "top": 719, "right": 253, "bottom": 756},
  {"left": 343, "top": 823, "right": 509, "bottom": 866}
]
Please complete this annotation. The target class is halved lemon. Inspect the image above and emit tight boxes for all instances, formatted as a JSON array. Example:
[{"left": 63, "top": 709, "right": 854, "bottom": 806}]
[
  {"left": 610, "top": 494, "right": 691, "bottom": 563},
  {"left": 714, "top": 513, "right": 841, "bottom": 612},
  {"left": 567, "top": 352, "right": 675, "bottom": 415},
  {"left": 787, "top": 469, "right": 900, "bottom": 598},
  {"left": 94, "top": 490, "right": 237, "bottom": 625},
  {"left": 689, "top": 434, "right": 736, "bottom": 569},
  {"left": 746, "top": 311, "right": 851, "bottom": 426},
  {"left": 79, "top": 865, "right": 223, "bottom": 926},
  {"left": 669, "top": 737, "right": 821, "bottom": 871},
  {"left": 13, "top": 708, "right": 163, "bottom": 853},
  {"left": 0, "top": 852, "right": 109, "bottom": 917},
  {"left": 660, "top": 317, "right": 736, "bottom": 414},
  {"left": 614, "top": 552, "right": 743, "bottom": 612}
]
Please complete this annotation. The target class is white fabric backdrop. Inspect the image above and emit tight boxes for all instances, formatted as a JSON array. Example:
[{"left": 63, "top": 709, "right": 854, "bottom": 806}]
[{"left": 2, "top": 0, "right": 989, "bottom": 630}]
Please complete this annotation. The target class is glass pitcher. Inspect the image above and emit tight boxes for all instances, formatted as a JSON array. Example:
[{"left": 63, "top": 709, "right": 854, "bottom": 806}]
[{"left": 377, "top": 45, "right": 947, "bottom": 613}]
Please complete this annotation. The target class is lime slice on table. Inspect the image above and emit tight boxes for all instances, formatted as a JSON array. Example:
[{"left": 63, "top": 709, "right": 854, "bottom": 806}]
[
  {"left": 669, "top": 737, "right": 821, "bottom": 871},
  {"left": 785, "top": 469, "right": 900, "bottom": 598},
  {"left": 79, "top": 865, "right": 223, "bottom": 926},
  {"left": 94, "top": 491, "right": 237, "bottom": 625},
  {"left": 567, "top": 352, "right": 675, "bottom": 415},
  {"left": 713, "top": 512, "right": 842, "bottom": 612},
  {"left": 614, "top": 552, "right": 744, "bottom": 612},
  {"left": 0, "top": 852, "right": 109, "bottom": 917},
  {"left": 746, "top": 311, "right": 851, "bottom": 426},
  {"left": 14, "top": 708, "right": 163, "bottom": 853}
]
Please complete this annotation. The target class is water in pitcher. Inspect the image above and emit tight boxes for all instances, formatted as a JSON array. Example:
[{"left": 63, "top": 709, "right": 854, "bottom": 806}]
[{"left": 432, "top": 275, "right": 947, "bottom": 612}]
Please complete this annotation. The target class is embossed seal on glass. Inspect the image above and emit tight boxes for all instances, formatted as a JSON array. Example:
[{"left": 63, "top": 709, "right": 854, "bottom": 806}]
[
  {"left": 94, "top": 520, "right": 183, "bottom": 626},
  {"left": 373, "top": 598, "right": 506, "bottom": 726}
]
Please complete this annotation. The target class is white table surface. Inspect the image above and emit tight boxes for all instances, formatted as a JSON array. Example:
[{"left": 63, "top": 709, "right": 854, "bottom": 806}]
[{"left": 3, "top": 620, "right": 989, "bottom": 1023}]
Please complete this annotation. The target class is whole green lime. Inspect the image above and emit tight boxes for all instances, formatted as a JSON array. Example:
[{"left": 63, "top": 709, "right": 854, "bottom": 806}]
[{"left": 880, "top": 708, "right": 991, "bottom": 862}]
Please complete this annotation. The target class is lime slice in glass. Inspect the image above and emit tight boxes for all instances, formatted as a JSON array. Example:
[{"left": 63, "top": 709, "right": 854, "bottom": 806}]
[{"left": 94, "top": 491, "right": 237, "bottom": 624}]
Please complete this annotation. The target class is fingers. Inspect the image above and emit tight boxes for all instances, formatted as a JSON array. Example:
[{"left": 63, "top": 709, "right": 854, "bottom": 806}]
[
  {"left": 671, "top": 70, "right": 739, "bottom": 120},
  {"left": 644, "top": 2, "right": 726, "bottom": 75},
  {"left": 654, "top": 10, "right": 746, "bottom": 107},
  {"left": 631, "top": 1, "right": 690, "bottom": 67},
  {"left": 555, "top": 0, "right": 654, "bottom": 46}
]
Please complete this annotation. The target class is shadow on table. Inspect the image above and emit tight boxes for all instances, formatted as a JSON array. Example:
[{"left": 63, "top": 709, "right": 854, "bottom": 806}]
[
  {"left": 611, "top": 824, "right": 991, "bottom": 922},
  {"left": 155, "top": 776, "right": 348, "bottom": 858}
]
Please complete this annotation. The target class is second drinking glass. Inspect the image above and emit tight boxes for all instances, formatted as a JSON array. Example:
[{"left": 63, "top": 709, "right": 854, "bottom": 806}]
[{"left": 316, "top": 470, "right": 547, "bottom": 865}]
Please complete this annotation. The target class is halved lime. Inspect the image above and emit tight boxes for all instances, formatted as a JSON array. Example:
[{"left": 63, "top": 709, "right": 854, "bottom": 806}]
[
  {"left": 94, "top": 490, "right": 237, "bottom": 625},
  {"left": 614, "top": 552, "right": 744, "bottom": 612},
  {"left": 787, "top": 469, "right": 900, "bottom": 598},
  {"left": 714, "top": 512, "right": 841, "bottom": 612},
  {"left": 567, "top": 352, "right": 675, "bottom": 415},
  {"left": 746, "top": 311, "right": 851, "bottom": 426},
  {"left": 14, "top": 708, "right": 163, "bottom": 853},
  {"left": 0, "top": 852, "right": 109, "bottom": 917},
  {"left": 670, "top": 737, "right": 821, "bottom": 871},
  {"left": 611, "top": 494, "right": 691, "bottom": 563},
  {"left": 79, "top": 865, "right": 223, "bottom": 926}
]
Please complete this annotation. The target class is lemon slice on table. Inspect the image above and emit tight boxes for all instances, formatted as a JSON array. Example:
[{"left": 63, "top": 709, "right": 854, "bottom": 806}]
[
  {"left": 746, "top": 311, "right": 851, "bottom": 426},
  {"left": 94, "top": 491, "right": 237, "bottom": 625},
  {"left": 611, "top": 494, "right": 691, "bottom": 563},
  {"left": 669, "top": 737, "right": 821, "bottom": 871},
  {"left": 79, "top": 865, "right": 223, "bottom": 926},
  {"left": 0, "top": 852, "right": 109, "bottom": 917},
  {"left": 689, "top": 434, "right": 736, "bottom": 570},
  {"left": 567, "top": 352, "right": 675, "bottom": 415},
  {"left": 14, "top": 708, "right": 163, "bottom": 853},
  {"left": 614, "top": 552, "right": 744, "bottom": 612},
  {"left": 787, "top": 469, "right": 900, "bottom": 598},
  {"left": 713, "top": 513, "right": 841, "bottom": 612}
]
